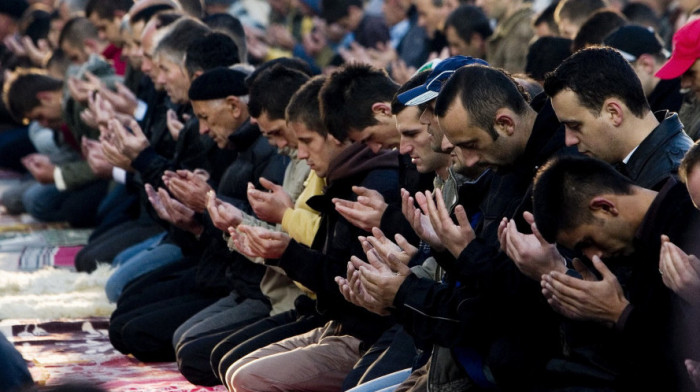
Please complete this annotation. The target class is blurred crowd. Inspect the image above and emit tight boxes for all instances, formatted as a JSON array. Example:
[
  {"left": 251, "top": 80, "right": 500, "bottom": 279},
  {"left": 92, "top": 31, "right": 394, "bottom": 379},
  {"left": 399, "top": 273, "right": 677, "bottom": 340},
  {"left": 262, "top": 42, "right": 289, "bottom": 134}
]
[{"left": 2, "top": 0, "right": 700, "bottom": 391}]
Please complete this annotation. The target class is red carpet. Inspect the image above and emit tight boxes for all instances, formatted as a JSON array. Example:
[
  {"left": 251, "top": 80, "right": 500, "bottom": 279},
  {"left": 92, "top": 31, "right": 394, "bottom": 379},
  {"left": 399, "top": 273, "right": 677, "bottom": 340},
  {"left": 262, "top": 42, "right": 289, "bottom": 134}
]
[{"left": 3, "top": 318, "right": 226, "bottom": 391}]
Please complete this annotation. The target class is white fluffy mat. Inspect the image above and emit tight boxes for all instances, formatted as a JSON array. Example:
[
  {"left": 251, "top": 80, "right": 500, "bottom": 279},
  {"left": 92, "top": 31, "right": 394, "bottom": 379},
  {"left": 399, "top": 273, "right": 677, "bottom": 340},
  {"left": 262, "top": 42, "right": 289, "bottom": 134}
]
[{"left": 0, "top": 265, "right": 115, "bottom": 319}]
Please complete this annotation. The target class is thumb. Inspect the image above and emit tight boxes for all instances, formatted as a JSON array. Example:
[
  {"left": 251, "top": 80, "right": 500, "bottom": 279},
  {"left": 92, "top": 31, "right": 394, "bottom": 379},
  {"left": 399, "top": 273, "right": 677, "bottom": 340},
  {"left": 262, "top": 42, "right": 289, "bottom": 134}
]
[
  {"left": 115, "top": 82, "right": 130, "bottom": 95},
  {"left": 127, "top": 118, "right": 145, "bottom": 138},
  {"left": 352, "top": 186, "right": 371, "bottom": 197},
  {"left": 387, "top": 252, "right": 411, "bottom": 275},
  {"left": 259, "top": 177, "right": 279, "bottom": 191},
  {"left": 523, "top": 211, "right": 535, "bottom": 225},
  {"left": 394, "top": 233, "right": 416, "bottom": 256},
  {"left": 571, "top": 258, "right": 592, "bottom": 281},
  {"left": 531, "top": 221, "right": 550, "bottom": 247}
]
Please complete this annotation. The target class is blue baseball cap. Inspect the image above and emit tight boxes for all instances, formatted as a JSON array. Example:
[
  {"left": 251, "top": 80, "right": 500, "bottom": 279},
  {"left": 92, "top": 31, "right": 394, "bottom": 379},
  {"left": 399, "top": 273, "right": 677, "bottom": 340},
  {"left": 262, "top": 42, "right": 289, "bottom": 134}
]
[{"left": 397, "top": 56, "right": 488, "bottom": 106}]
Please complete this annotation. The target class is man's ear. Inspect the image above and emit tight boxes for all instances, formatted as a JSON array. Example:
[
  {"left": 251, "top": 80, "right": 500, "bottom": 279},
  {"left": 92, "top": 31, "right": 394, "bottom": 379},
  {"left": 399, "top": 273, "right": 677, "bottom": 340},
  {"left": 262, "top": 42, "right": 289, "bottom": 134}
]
[
  {"left": 327, "top": 132, "right": 351, "bottom": 146},
  {"left": 371, "top": 102, "right": 392, "bottom": 118},
  {"left": 589, "top": 196, "right": 619, "bottom": 217},
  {"left": 602, "top": 98, "right": 624, "bottom": 127},
  {"left": 468, "top": 32, "right": 485, "bottom": 50},
  {"left": 36, "top": 90, "right": 54, "bottom": 104},
  {"left": 190, "top": 70, "right": 203, "bottom": 82},
  {"left": 493, "top": 108, "right": 516, "bottom": 137},
  {"left": 83, "top": 38, "right": 99, "bottom": 55},
  {"left": 225, "top": 95, "right": 242, "bottom": 116},
  {"left": 114, "top": 11, "right": 126, "bottom": 19},
  {"left": 635, "top": 54, "right": 656, "bottom": 76}
]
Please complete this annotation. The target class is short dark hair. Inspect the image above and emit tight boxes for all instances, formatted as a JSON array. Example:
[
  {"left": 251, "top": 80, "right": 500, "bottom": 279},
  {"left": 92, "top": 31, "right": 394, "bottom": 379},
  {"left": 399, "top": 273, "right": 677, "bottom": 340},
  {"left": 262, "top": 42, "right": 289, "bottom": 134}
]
[
  {"left": 534, "top": 1, "right": 560, "bottom": 35},
  {"left": 203, "top": 13, "right": 247, "bottom": 63},
  {"left": 245, "top": 58, "right": 314, "bottom": 89},
  {"left": 526, "top": 36, "right": 572, "bottom": 81},
  {"left": 178, "top": 0, "right": 204, "bottom": 18},
  {"left": 321, "top": 0, "right": 362, "bottom": 24},
  {"left": 434, "top": 65, "right": 530, "bottom": 141},
  {"left": 3, "top": 70, "right": 63, "bottom": 122},
  {"left": 319, "top": 63, "right": 398, "bottom": 142},
  {"left": 680, "top": 141, "right": 700, "bottom": 184},
  {"left": 130, "top": 3, "right": 175, "bottom": 25},
  {"left": 391, "top": 70, "right": 430, "bottom": 115},
  {"left": 444, "top": 5, "right": 492, "bottom": 44},
  {"left": 248, "top": 65, "right": 310, "bottom": 120},
  {"left": 532, "top": 155, "right": 634, "bottom": 243},
  {"left": 286, "top": 76, "right": 328, "bottom": 137},
  {"left": 544, "top": 47, "right": 650, "bottom": 118},
  {"left": 621, "top": 2, "right": 661, "bottom": 32},
  {"left": 155, "top": 17, "right": 210, "bottom": 63},
  {"left": 555, "top": 0, "right": 607, "bottom": 25},
  {"left": 571, "top": 9, "right": 627, "bottom": 52},
  {"left": 184, "top": 32, "right": 239, "bottom": 79},
  {"left": 85, "top": 0, "right": 133, "bottom": 19},
  {"left": 47, "top": 48, "right": 71, "bottom": 77},
  {"left": 154, "top": 10, "right": 182, "bottom": 28},
  {"left": 20, "top": 7, "right": 51, "bottom": 45},
  {"left": 58, "top": 16, "right": 98, "bottom": 48}
]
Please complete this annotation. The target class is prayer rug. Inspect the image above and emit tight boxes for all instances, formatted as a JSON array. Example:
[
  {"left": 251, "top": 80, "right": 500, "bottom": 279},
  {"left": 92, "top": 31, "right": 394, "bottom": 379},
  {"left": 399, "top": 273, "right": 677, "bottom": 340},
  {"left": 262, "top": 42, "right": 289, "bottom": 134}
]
[{"left": 2, "top": 318, "right": 227, "bottom": 391}]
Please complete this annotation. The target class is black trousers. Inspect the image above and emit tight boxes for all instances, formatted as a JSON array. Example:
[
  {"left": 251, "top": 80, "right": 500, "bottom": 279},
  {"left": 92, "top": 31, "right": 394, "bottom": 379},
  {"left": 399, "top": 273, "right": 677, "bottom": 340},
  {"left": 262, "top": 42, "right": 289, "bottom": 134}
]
[
  {"left": 211, "top": 303, "right": 327, "bottom": 384},
  {"left": 75, "top": 218, "right": 163, "bottom": 272},
  {"left": 108, "top": 261, "right": 220, "bottom": 362}
]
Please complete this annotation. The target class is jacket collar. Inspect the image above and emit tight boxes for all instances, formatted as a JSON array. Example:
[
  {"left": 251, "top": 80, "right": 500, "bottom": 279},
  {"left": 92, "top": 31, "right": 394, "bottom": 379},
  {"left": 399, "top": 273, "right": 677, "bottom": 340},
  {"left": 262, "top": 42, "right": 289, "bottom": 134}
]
[
  {"left": 227, "top": 118, "right": 260, "bottom": 152},
  {"left": 625, "top": 111, "right": 684, "bottom": 183}
]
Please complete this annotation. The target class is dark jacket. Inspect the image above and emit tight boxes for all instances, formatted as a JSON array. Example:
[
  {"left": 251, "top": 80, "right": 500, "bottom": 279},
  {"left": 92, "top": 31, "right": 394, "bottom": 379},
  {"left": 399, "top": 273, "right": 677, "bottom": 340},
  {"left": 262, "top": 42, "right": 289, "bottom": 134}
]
[
  {"left": 193, "top": 120, "right": 289, "bottom": 297},
  {"left": 625, "top": 110, "right": 691, "bottom": 190},
  {"left": 379, "top": 153, "right": 435, "bottom": 246},
  {"left": 268, "top": 143, "right": 400, "bottom": 344},
  {"left": 131, "top": 107, "right": 214, "bottom": 191},
  {"left": 391, "top": 94, "right": 567, "bottom": 390},
  {"left": 550, "top": 179, "right": 700, "bottom": 392},
  {"left": 647, "top": 77, "right": 683, "bottom": 114}
]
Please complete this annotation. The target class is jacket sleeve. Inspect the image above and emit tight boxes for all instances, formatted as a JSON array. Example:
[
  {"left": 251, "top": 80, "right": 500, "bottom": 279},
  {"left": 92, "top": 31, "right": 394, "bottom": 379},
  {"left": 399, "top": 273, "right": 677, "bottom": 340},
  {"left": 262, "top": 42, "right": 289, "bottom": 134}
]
[
  {"left": 392, "top": 250, "right": 548, "bottom": 348},
  {"left": 281, "top": 171, "right": 324, "bottom": 247},
  {"left": 57, "top": 160, "right": 99, "bottom": 190}
]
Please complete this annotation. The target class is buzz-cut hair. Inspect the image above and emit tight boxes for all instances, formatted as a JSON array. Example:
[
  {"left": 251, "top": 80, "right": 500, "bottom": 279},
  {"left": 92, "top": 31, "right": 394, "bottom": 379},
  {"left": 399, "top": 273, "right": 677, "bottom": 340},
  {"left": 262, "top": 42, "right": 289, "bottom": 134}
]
[
  {"left": 154, "top": 17, "right": 210, "bottom": 64},
  {"left": 680, "top": 141, "right": 700, "bottom": 184},
  {"left": 319, "top": 63, "right": 398, "bottom": 142},
  {"left": 287, "top": 76, "right": 328, "bottom": 137},
  {"left": 58, "top": 16, "right": 98, "bottom": 48},
  {"left": 532, "top": 155, "right": 634, "bottom": 244},
  {"left": 85, "top": 0, "right": 133, "bottom": 19},
  {"left": 248, "top": 64, "right": 310, "bottom": 120}
]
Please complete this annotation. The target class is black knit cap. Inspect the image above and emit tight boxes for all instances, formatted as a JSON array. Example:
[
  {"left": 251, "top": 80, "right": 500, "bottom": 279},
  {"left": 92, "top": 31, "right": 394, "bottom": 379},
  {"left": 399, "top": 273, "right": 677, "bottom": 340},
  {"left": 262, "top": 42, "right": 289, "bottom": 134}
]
[
  {"left": 0, "top": 0, "right": 29, "bottom": 20},
  {"left": 188, "top": 67, "right": 249, "bottom": 101}
]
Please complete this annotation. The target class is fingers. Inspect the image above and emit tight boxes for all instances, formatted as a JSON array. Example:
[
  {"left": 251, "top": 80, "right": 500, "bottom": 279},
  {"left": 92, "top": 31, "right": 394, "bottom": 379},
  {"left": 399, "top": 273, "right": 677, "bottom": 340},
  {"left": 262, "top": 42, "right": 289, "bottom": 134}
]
[
  {"left": 394, "top": 233, "right": 417, "bottom": 258},
  {"left": 591, "top": 256, "right": 615, "bottom": 281},
  {"left": 498, "top": 217, "right": 509, "bottom": 251},
  {"left": 247, "top": 185, "right": 270, "bottom": 204},
  {"left": 454, "top": 204, "right": 470, "bottom": 229},
  {"left": 386, "top": 253, "right": 411, "bottom": 275},
  {"left": 366, "top": 249, "right": 391, "bottom": 274}
]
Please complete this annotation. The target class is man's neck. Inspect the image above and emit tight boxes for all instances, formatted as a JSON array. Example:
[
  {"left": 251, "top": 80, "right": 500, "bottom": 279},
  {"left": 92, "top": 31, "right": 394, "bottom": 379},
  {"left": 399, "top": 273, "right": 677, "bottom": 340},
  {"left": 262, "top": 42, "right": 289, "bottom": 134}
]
[
  {"left": 625, "top": 186, "right": 659, "bottom": 233},
  {"left": 435, "top": 165, "right": 449, "bottom": 181},
  {"left": 618, "top": 111, "right": 659, "bottom": 162}
]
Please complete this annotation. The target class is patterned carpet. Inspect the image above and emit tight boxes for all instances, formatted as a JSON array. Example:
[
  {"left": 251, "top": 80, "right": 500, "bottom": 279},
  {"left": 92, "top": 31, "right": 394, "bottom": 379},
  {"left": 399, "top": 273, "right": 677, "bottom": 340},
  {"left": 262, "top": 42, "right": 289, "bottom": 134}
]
[
  {"left": 2, "top": 318, "right": 225, "bottom": 391},
  {"left": 0, "top": 177, "right": 224, "bottom": 391}
]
